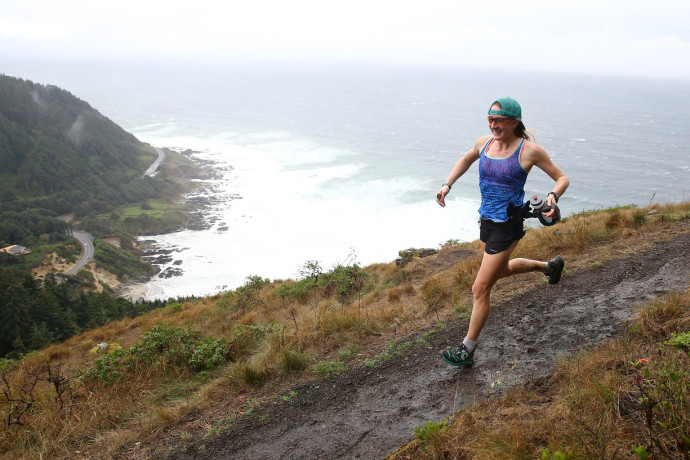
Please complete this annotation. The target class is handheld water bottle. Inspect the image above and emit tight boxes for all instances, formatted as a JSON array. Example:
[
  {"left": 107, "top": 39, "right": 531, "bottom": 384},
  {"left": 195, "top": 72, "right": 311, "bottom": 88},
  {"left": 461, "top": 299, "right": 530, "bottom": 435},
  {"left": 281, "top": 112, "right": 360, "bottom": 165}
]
[{"left": 529, "top": 195, "right": 561, "bottom": 226}]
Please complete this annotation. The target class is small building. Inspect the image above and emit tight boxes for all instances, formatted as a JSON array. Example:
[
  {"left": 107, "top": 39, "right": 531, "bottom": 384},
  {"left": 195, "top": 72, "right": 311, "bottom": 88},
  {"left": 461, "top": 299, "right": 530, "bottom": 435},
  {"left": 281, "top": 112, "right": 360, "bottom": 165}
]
[{"left": 1, "top": 245, "right": 31, "bottom": 255}]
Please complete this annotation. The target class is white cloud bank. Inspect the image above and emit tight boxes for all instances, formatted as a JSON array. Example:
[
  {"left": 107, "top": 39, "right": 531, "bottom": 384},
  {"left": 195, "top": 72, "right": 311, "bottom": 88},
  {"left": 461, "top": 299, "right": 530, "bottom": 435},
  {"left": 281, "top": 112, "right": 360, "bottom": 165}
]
[{"left": 1, "top": 0, "right": 689, "bottom": 79}]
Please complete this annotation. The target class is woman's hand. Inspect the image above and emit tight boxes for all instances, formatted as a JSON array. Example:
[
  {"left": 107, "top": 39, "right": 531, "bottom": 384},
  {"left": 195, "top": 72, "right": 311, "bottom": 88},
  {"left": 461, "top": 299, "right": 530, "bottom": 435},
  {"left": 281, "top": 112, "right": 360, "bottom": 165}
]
[
  {"left": 543, "top": 194, "right": 557, "bottom": 218},
  {"left": 436, "top": 185, "right": 450, "bottom": 207}
]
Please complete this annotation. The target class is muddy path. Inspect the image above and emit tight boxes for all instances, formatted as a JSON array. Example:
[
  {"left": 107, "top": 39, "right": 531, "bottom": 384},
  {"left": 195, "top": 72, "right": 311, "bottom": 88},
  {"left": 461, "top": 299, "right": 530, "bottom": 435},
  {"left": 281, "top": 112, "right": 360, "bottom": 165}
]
[{"left": 168, "top": 231, "right": 689, "bottom": 460}]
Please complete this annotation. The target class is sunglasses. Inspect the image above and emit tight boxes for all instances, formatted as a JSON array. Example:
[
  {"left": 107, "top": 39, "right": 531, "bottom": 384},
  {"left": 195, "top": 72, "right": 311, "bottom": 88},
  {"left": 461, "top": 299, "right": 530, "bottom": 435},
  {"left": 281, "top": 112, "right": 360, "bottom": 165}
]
[{"left": 487, "top": 117, "right": 513, "bottom": 125}]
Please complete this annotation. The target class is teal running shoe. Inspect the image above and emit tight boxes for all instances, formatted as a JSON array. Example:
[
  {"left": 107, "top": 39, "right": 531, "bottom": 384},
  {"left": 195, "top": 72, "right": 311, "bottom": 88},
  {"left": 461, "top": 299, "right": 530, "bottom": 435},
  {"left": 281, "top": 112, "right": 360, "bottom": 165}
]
[
  {"left": 439, "top": 344, "right": 474, "bottom": 367},
  {"left": 546, "top": 255, "right": 565, "bottom": 284}
]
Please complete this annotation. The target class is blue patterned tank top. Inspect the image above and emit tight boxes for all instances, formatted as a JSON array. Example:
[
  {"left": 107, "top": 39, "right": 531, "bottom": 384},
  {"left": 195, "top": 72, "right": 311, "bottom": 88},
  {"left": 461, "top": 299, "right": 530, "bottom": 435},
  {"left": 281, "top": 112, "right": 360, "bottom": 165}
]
[{"left": 478, "top": 138, "right": 528, "bottom": 222}]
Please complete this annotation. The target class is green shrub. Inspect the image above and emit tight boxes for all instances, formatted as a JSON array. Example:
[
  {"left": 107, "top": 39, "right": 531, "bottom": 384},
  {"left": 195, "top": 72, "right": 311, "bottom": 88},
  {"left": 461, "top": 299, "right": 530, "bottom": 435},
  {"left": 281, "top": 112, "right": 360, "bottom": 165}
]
[
  {"left": 228, "top": 322, "right": 284, "bottom": 360},
  {"left": 83, "top": 325, "right": 227, "bottom": 384},
  {"left": 414, "top": 420, "right": 448, "bottom": 442},
  {"left": 84, "top": 348, "right": 127, "bottom": 384},
  {"left": 55, "top": 244, "right": 80, "bottom": 259},
  {"left": 0, "top": 358, "right": 16, "bottom": 373},
  {"left": 276, "top": 278, "right": 314, "bottom": 304},
  {"left": 187, "top": 337, "right": 227, "bottom": 371},
  {"left": 167, "top": 302, "right": 183, "bottom": 313},
  {"left": 220, "top": 275, "right": 270, "bottom": 310},
  {"left": 314, "top": 360, "right": 345, "bottom": 374},
  {"left": 666, "top": 331, "right": 690, "bottom": 351},
  {"left": 319, "top": 264, "right": 368, "bottom": 306}
]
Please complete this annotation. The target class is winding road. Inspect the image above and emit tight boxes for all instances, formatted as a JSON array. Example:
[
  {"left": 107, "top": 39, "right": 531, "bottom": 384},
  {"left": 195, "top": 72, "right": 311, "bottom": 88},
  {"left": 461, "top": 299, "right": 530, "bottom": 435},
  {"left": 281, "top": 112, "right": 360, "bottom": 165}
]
[
  {"left": 143, "top": 147, "right": 165, "bottom": 178},
  {"left": 64, "top": 230, "right": 94, "bottom": 275},
  {"left": 61, "top": 146, "right": 164, "bottom": 275},
  {"left": 58, "top": 214, "right": 95, "bottom": 276}
]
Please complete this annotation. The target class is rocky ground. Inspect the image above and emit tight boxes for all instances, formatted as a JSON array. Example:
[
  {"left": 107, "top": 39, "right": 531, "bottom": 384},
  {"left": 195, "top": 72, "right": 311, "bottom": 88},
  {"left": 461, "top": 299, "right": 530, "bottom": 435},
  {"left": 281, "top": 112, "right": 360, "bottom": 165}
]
[{"left": 121, "top": 224, "right": 690, "bottom": 460}]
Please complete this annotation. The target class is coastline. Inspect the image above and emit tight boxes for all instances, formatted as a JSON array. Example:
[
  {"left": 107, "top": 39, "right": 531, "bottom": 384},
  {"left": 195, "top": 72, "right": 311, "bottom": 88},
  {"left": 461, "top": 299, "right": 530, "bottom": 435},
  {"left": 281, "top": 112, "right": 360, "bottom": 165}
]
[
  {"left": 111, "top": 140, "right": 484, "bottom": 301},
  {"left": 115, "top": 149, "right": 222, "bottom": 301}
]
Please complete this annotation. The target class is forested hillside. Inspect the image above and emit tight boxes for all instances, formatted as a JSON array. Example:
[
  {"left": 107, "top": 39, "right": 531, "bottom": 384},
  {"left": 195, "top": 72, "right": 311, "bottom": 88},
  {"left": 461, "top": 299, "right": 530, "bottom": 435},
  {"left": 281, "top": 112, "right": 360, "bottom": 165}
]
[
  {"left": 0, "top": 74, "right": 195, "bottom": 253},
  {"left": 0, "top": 74, "right": 161, "bottom": 216},
  {"left": 0, "top": 75, "right": 196, "bottom": 359}
]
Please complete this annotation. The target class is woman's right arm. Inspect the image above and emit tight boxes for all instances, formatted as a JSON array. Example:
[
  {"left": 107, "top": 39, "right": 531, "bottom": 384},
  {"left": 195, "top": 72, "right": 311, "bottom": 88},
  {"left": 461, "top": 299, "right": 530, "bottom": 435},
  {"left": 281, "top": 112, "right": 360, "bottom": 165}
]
[{"left": 436, "top": 137, "right": 485, "bottom": 207}]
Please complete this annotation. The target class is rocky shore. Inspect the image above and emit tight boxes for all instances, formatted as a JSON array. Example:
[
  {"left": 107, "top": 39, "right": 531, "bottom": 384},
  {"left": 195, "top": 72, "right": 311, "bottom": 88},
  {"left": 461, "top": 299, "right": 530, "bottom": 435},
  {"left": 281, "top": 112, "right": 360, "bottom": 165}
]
[{"left": 115, "top": 149, "right": 239, "bottom": 300}]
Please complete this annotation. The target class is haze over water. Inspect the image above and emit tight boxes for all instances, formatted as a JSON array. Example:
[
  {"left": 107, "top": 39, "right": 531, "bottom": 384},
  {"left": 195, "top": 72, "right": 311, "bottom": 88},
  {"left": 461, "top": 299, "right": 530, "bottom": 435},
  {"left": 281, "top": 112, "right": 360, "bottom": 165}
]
[{"left": 5, "top": 59, "right": 689, "bottom": 299}]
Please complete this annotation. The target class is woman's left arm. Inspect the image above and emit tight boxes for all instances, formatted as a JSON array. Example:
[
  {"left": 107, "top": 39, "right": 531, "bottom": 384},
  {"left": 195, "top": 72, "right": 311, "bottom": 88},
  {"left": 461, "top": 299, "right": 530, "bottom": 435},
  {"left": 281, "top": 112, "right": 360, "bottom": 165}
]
[{"left": 525, "top": 144, "right": 570, "bottom": 207}]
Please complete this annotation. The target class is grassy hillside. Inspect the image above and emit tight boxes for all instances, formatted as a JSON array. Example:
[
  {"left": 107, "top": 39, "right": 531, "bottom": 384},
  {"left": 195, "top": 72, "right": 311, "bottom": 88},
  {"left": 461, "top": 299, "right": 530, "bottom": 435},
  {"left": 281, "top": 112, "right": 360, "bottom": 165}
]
[{"left": 0, "top": 202, "right": 688, "bottom": 459}]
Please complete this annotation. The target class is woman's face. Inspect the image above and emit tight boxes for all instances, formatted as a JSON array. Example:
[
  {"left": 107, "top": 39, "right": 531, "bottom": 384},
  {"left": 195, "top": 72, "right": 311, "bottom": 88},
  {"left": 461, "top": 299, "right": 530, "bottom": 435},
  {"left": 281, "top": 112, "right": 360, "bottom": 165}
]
[{"left": 488, "top": 103, "right": 518, "bottom": 140}]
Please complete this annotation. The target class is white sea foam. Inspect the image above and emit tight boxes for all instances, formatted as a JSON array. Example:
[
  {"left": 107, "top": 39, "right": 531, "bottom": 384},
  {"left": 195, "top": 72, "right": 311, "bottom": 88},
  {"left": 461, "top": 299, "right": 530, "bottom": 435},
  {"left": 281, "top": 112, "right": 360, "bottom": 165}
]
[{"left": 135, "top": 131, "right": 479, "bottom": 299}]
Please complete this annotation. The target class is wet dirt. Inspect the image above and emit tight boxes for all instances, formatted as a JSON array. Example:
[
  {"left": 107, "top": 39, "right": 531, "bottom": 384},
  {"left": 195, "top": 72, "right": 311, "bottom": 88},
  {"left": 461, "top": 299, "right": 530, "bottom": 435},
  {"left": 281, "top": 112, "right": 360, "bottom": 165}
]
[{"left": 163, "top": 230, "right": 689, "bottom": 460}]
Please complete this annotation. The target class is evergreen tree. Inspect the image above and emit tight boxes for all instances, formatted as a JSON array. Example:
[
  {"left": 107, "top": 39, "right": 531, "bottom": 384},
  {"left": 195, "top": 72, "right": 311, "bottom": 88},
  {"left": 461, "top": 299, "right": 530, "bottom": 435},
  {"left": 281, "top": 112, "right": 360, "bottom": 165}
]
[
  {"left": 29, "top": 321, "right": 57, "bottom": 350},
  {"left": 0, "top": 270, "right": 32, "bottom": 356}
]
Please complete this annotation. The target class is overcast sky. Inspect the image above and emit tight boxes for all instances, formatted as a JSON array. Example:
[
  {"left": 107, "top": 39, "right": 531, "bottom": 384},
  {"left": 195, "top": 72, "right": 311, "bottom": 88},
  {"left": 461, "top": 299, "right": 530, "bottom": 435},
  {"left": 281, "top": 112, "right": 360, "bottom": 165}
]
[{"left": 2, "top": 0, "right": 690, "bottom": 80}]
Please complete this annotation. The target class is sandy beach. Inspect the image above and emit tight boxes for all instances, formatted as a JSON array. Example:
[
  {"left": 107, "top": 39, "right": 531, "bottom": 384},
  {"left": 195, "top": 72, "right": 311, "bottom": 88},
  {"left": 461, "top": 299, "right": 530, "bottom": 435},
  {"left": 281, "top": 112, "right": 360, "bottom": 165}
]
[{"left": 114, "top": 280, "right": 151, "bottom": 301}]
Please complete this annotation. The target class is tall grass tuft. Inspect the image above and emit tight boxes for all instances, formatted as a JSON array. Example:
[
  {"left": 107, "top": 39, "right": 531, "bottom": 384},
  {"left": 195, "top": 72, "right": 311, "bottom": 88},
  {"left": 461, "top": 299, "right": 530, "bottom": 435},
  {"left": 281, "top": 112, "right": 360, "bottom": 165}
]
[
  {"left": 279, "top": 349, "right": 310, "bottom": 372},
  {"left": 234, "top": 362, "right": 269, "bottom": 386},
  {"left": 605, "top": 209, "right": 632, "bottom": 230},
  {"left": 452, "top": 252, "right": 482, "bottom": 290},
  {"left": 320, "top": 311, "right": 368, "bottom": 335},
  {"left": 421, "top": 276, "right": 451, "bottom": 318},
  {"left": 634, "top": 290, "right": 687, "bottom": 340}
]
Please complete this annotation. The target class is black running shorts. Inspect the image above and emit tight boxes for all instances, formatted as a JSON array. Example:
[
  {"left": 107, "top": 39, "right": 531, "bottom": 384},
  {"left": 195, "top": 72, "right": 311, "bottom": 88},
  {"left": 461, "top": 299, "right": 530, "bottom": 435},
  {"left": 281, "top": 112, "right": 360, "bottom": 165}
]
[{"left": 479, "top": 218, "right": 525, "bottom": 255}]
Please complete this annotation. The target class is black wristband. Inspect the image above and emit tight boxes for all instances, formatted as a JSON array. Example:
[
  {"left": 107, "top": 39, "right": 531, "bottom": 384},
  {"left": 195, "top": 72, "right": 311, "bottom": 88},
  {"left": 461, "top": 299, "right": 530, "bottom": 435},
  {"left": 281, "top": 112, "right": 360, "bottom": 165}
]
[{"left": 548, "top": 191, "right": 559, "bottom": 203}]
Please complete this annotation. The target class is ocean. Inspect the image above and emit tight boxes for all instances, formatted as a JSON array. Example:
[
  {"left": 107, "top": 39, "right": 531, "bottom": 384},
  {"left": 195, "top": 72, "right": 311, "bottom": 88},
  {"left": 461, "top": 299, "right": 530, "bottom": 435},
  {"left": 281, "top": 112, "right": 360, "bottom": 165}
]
[{"left": 4, "top": 59, "right": 689, "bottom": 299}]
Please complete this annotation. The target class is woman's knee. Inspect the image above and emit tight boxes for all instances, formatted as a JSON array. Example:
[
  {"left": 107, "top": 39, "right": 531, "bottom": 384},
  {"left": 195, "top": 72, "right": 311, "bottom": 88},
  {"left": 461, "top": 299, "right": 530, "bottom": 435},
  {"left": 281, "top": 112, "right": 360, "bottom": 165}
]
[{"left": 472, "top": 279, "right": 491, "bottom": 298}]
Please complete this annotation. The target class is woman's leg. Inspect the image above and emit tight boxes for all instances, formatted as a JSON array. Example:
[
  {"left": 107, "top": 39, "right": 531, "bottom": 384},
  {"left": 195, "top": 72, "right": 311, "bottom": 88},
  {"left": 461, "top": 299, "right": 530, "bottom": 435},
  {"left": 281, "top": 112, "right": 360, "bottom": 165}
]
[
  {"left": 502, "top": 257, "right": 549, "bottom": 278},
  {"left": 441, "top": 239, "right": 556, "bottom": 365},
  {"left": 441, "top": 238, "right": 564, "bottom": 365},
  {"left": 466, "top": 241, "right": 518, "bottom": 341},
  {"left": 466, "top": 241, "right": 547, "bottom": 341}
]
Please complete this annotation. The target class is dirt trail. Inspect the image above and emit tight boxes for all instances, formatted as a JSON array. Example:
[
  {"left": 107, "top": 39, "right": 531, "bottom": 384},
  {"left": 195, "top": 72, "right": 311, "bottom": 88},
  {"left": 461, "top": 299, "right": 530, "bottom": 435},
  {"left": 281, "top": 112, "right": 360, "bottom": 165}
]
[{"left": 168, "top": 231, "right": 689, "bottom": 460}]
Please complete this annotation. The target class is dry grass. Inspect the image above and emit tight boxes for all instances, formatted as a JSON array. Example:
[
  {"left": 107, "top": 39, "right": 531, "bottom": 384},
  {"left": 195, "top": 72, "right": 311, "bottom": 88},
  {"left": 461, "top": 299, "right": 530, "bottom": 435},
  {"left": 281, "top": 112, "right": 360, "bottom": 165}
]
[
  {"left": 1, "top": 202, "right": 688, "bottom": 459},
  {"left": 453, "top": 251, "right": 482, "bottom": 290},
  {"left": 421, "top": 276, "right": 452, "bottom": 319}
]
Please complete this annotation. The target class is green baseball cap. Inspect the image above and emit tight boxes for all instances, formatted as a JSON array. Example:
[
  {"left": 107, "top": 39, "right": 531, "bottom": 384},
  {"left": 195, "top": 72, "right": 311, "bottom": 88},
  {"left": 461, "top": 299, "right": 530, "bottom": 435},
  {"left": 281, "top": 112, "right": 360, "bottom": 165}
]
[{"left": 488, "top": 97, "right": 522, "bottom": 119}]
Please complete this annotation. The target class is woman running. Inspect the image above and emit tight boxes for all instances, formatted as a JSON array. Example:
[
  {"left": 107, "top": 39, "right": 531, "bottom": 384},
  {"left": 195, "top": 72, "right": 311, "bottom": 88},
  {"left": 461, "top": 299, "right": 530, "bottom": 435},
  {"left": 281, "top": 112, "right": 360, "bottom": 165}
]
[{"left": 436, "top": 97, "right": 569, "bottom": 366}]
